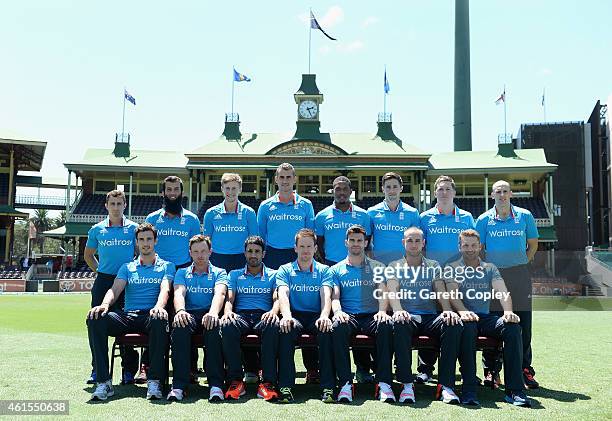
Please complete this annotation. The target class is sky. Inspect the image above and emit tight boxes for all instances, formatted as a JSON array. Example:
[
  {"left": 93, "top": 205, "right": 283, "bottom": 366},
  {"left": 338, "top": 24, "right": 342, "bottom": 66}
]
[{"left": 1, "top": 1, "right": 611, "bottom": 179}]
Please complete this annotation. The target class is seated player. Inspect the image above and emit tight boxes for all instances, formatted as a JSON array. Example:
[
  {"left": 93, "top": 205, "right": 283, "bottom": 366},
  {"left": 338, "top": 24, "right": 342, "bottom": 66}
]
[
  {"left": 276, "top": 229, "right": 334, "bottom": 403},
  {"left": 221, "top": 236, "right": 280, "bottom": 401},
  {"left": 87, "top": 223, "right": 175, "bottom": 401},
  {"left": 167, "top": 235, "right": 228, "bottom": 402},
  {"left": 445, "top": 229, "right": 531, "bottom": 407}
]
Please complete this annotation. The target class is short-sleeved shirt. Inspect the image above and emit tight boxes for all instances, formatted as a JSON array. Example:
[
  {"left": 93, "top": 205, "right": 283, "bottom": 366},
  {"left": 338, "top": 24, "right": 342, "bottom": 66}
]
[
  {"left": 444, "top": 257, "right": 504, "bottom": 314},
  {"left": 367, "top": 201, "right": 420, "bottom": 263},
  {"left": 117, "top": 255, "right": 176, "bottom": 312},
  {"left": 475, "top": 205, "right": 539, "bottom": 268},
  {"left": 257, "top": 192, "right": 315, "bottom": 249},
  {"left": 420, "top": 205, "right": 475, "bottom": 265},
  {"left": 386, "top": 256, "right": 441, "bottom": 315},
  {"left": 145, "top": 208, "right": 201, "bottom": 266},
  {"left": 174, "top": 262, "right": 228, "bottom": 311},
  {"left": 275, "top": 260, "right": 333, "bottom": 313},
  {"left": 203, "top": 201, "right": 258, "bottom": 255},
  {"left": 228, "top": 264, "right": 276, "bottom": 312},
  {"left": 330, "top": 257, "right": 385, "bottom": 315},
  {"left": 315, "top": 203, "right": 371, "bottom": 263},
  {"left": 86, "top": 216, "right": 138, "bottom": 275}
]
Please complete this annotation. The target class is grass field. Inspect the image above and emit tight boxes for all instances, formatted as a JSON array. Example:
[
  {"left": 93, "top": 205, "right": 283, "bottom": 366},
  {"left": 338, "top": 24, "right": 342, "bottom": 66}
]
[{"left": 1, "top": 294, "right": 611, "bottom": 420}]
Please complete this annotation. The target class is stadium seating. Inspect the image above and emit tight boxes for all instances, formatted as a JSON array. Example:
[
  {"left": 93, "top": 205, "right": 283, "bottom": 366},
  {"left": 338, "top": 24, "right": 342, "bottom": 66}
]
[
  {"left": 0, "top": 270, "right": 26, "bottom": 280},
  {"left": 445, "top": 197, "right": 550, "bottom": 219},
  {"left": 72, "top": 194, "right": 187, "bottom": 217}
]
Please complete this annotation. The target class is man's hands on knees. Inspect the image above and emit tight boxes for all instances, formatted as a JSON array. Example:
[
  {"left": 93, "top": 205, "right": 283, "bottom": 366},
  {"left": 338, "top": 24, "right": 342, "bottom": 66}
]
[
  {"left": 261, "top": 310, "right": 279, "bottom": 326},
  {"left": 332, "top": 310, "right": 349, "bottom": 324},
  {"left": 392, "top": 310, "right": 411, "bottom": 324},
  {"left": 374, "top": 310, "right": 391, "bottom": 323},
  {"left": 150, "top": 305, "right": 168, "bottom": 320},
  {"left": 220, "top": 311, "right": 237, "bottom": 326},
  {"left": 88, "top": 304, "right": 109, "bottom": 320},
  {"left": 202, "top": 312, "right": 220, "bottom": 330},
  {"left": 279, "top": 316, "right": 295, "bottom": 333},
  {"left": 441, "top": 310, "right": 462, "bottom": 326},
  {"left": 502, "top": 311, "right": 520, "bottom": 323},
  {"left": 173, "top": 309, "right": 191, "bottom": 328},
  {"left": 459, "top": 311, "right": 479, "bottom": 322},
  {"left": 315, "top": 316, "right": 332, "bottom": 332}
]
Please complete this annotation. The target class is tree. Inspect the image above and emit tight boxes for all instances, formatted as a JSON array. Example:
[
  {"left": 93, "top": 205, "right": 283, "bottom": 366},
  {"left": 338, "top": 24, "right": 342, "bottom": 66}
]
[
  {"left": 53, "top": 211, "right": 66, "bottom": 229},
  {"left": 30, "top": 209, "right": 52, "bottom": 253}
]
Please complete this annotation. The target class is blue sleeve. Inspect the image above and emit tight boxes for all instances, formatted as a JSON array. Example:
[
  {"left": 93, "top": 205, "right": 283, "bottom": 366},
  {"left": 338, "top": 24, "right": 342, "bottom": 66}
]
[
  {"left": 275, "top": 265, "right": 290, "bottom": 288},
  {"left": 525, "top": 213, "right": 539, "bottom": 239},
  {"left": 117, "top": 263, "right": 129, "bottom": 282},
  {"left": 367, "top": 209, "right": 375, "bottom": 234},
  {"left": 305, "top": 203, "right": 315, "bottom": 230},
  {"left": 164, "top": 262, "right": 176, "bottom": 282},
  {"left": 314, "top": 211, "right": 325, "bottom": 236},
  {"left": 475, "top": 216, "right": 487, "bottom": 245},
  {"left": 215, "top": 269, "right": 229, "bottom": 286},
  {"left": 86, "top": 226, "right": 97, "bottom": 248},
  {"left": 467, "top": 213, "right": 475, "bottom": 229},
  {"left": 191, "top": 217, "right": 202, "bottom": 237},
  {"left": 227, "top": 272, "right": 236, "bottom": 291},
  {"left": 419, "top": 214, "right": 428, "bottom": 241},
  {"left": 247, "top": 208, "right": 258, "bottom": 236},
  {"left": 174, "top": 268, "right": 186, "bottom": 286},
  {"left": 145, "top": 213, "right": 154, "bottom": 225},
  {"left": 411, "top": 210, "right": 420, "bottom": 228},
  {"left": 257, "top": 203, "right": 268, "bottom": 242},
  {"left": 321, "top": 266, "right": 334, "bottom": 288},
  {"left": 331, "top": 267, "right": 341, "bottom": 287},
  {"left": 363, "top": 212, "right": 372, "bottom": 236},
  {"left": 203, "top": 210, "right": 213, "bottom": 236}
]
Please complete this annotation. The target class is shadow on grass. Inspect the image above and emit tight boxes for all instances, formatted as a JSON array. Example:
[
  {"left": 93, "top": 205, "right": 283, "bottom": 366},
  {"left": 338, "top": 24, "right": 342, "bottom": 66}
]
[{"left": 528, "top": 386, "right": 591, "bottom": 403}]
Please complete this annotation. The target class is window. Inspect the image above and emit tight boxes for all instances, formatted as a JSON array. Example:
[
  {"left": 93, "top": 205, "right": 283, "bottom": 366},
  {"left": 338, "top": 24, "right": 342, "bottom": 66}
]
[
  {"left": 361, "top": 176, "right": 377, "bottom": 194},
  {"left": 139, "top": 183, "right": 158, "bottom": 194},
  {"left": 298, "top": 175, "right": 320, "bottom": 194},
  {"left": 322, "top": 176, "right": 335, "bottom": 194},
  {"left": 242, "top": 175, "right": 257, "bottom": 194},
  {"left": 95, "top": 180, "right": 115, "bottom": 192},
  {"left": 208, "top": 175, "right": 221, "bottom": 193}
]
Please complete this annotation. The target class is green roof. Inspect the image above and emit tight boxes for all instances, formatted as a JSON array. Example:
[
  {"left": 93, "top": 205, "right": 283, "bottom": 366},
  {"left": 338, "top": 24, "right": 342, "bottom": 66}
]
[
  {"left": 65, "top": 148, "right": 188, "bottom": 173},
  {"left": 188, "top": 132, "right": 429, "bottom": 157},
  {"left": 428, "top": 148, "right": 557, "bottom": 174},
  {"left": 42, "top": 223, "right": 91, "bottom": 237},
  {"left": 0, "top": 205, "right": 29, "bottom": 218}
]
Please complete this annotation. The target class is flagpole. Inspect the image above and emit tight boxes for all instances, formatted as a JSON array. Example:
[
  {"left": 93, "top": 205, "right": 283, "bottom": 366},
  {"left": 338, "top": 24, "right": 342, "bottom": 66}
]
[
  {"left": 383, "top": 66, "right": 387, "bottom": 117},
  {"left": 121, "top": 87, "right": 126, "bottom": 138},
  {"left": 543, "top": 87, "right": 547, "bottom": 123},
  {"left": 231, "top": 66, "right": 235, "bottom": 115},
  {"left": 503, "top": 84, "right": 507, "bottom": 140},
  {"left": 308, "top": 10, "right": 312, "bottom": 73}
]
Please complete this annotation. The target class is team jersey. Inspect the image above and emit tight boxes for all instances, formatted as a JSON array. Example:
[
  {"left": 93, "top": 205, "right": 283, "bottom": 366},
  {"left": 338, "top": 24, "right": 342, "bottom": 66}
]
[
  {"left": 203, "top": 201, "right": 258, "bottom": 254},
  {"left": 228, "top": 264, "right": 276, "bottom": 312},
  {"left": 117, "top": 255, "right": 175, "bottom": 312},
  {"left": 367, "top": 200, "right": 420, "bottom": 263},
  {"left": 86, "top": 216, "right": 138, "bottom": 275},
  {"left": 315, "top": 203, "right": 371, "bottom": 263},
  {"left": 475, "top": 205, "right": 539, "bottom": 268},
  {"left": 386, "top": 256, "right": 442, "bottom": 315},
  {"left": 257, "top": 192, "right": 315, "bottom": 249},
  {"left": 420, "top": 205, "right": 475, "bottom": 265},
  {"left": 275, "top": 260, "right": 333, "bottom": 313},
  {"left": 145, "top": 207, "right": 201, "bottom": 266},
  {"left": 444, "top": 257, "right": 503, "bottom": 314},
  {"left": 330, "top": 257, "right": 385, "bottom": 315},
  {"left": 174, "top": 262, "right": 228, "bottom": 311}
]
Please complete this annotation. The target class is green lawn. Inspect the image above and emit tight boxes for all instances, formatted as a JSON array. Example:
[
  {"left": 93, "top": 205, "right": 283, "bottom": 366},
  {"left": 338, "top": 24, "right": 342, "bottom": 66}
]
[{"left": 1, "top": 294, "right": 611, "bottom": 420}]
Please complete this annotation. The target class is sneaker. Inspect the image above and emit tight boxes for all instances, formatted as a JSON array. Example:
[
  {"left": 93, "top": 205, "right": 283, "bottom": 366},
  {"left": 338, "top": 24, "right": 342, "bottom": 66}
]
[
  {"left": 121, "top": 371, "right": 135, "bottom": 385},
  {"left": 244, "top": 371, "right": 260, "bottom": 384},
  {"left": 355, "top": 369, "right": 374, "bottom": 384},
  {"left": 225, "top": 380, "right": 246, "bottom": 400},
  {"left": 414, "top": 372, "right": 432, "bottom": 384},
  {"left": 146, "top": 380, "right": 163, "bottom": 400},
  {"left": 209, "top": 386, "right": 224, "bottom": 402},
  {"left": 376, "top": 382, "right": 396, "bottom": 403},
  {"left": 523, "top": 368, "right": 539, "bottom": 389},
  {"left": 461, "top": 391, "right": 480, "bottom": 406},
  {"left": 321, "top": 388, "right": 335, "bottom": 403},
  {"left": 483, "top": 370, "right": 501, "bottom": 389},
  {"left": 86, "top": 370, "right": 96, "bottom": 385},
  {"left": 278, "top": 387, "right": 294, "bottom": 403},
  {"left": 505, "top": 390, "right": 532, "bottom": 407},
  {"left": 399, "top": 383, "right": 415, "bottom": 404},
  {"left": 257, "top": 382, "right": 278, "bottom": 401},
  {"left": 436, "top": 384, "right": 460, "bottom": 404},
  {"left": 337, "top": 382, "right": 354, "bottom": 403},
  {"left": 134, "top": 364, "right": 149, "bottom": 384},
  {"left": 91, "top": 380, "right": 114, "bottom": 401},
  {"left": 305, "top": 369, "right": 320, "bottom": 384},
  {"left": 166, "top": 388, "right": 184, "bottom": 401}
]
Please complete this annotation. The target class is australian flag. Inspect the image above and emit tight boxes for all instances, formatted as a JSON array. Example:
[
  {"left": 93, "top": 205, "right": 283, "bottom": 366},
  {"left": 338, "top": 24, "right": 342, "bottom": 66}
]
[
  {"left": 310, "top": 10, "right": 337, "bottom": 41},
  {"left": 233, "top": 68, "right": 251, "bottom": 82},
  {"left": 124, "top": 90, "right": 136, "bottom": 106}
]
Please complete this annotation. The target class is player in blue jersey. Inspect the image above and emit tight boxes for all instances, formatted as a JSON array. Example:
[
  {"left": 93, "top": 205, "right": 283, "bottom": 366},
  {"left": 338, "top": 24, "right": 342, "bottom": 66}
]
[
  {"left": 276, "top": 229, "right": 334, "bottom": 403},
  {"left": 444, "top": 229, "right": 531, "bottom": 407},
  {"left": 329, "top": 225, "right": 393, "bottom": 403},
  {"left": 221, "top": 236, "right": 280, "bottom": 401},
  {"left": 385, "top": 226, "right": 463, "bottom": 404},
  {"left": 84, "top": 190, "right": 139, "bottom": 385},
  {"left": 167, "top": 235, "right": 228, "bottom": 402},
  {"left": 367, "top": 172, "right": 420, "bottom": 264},
  {"left": 257, "top": 163, "right": 315, "bottom": 270},
  {"left": 315, "top": 176, "right": 374, "bottom": 383},
  {"left": 416, "top": 175, "right": 475, "bottom": 383},
  {"left": 204, "top": 173, "right": 258, "bottom": 272},
  {"left": 476, "top": 180, "right": 539, "bottom": 389},
  {"left": 87, "top": 223, "right": 175, "bottom": 401}
]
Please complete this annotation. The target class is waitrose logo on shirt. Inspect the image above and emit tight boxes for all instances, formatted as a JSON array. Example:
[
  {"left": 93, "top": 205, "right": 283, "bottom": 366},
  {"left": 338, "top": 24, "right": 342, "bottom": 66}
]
[
  {"left": 214, "top": 225, "right": 246, "bottom": 232},
  {"left": 489, "top": 229, "right": 523, "bottom": 237},
  {"left": 99, "top": 238, "right": 133, "bottom": 246},
  {"left": 130, "top": 277, "right": 163, "bottom": 285},
  {"left": 374, "top": 223, "right": 405, "bottom": 232},
  {"left": 269, "top": 214, "right": 303, "bottom": 221},
  {"left": 158, "top": 228, "right": 190, "bottom": 237}
]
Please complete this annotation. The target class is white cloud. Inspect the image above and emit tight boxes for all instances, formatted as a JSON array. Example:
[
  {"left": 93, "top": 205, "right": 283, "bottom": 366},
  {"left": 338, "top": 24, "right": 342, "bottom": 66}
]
[
  {"left": 361, "top": 16, "right": 380, "bottom": 28},
  {"left": 319, "top": 6, "right": 344, "bottom": 28},
  {"left": 540, "top": 68, "right": 552, "bottom": 76},
  {"left": 319, "top": 45, "right": 332, "bottom": 55},
  {"left": 335, "top": 40, "right": 364, "bottom": 53}
]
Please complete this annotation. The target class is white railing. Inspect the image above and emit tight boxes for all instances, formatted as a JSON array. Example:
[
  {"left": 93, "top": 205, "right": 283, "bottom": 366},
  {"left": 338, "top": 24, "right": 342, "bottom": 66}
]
[
  {"left": 535, "top": 218, "right": 552, "bottom": 227},
  {"left": 15, "top": 195, "right": 69, "bottom": 206},
  {"left": 68, "top": 214, "right": 147, "bottom": 224}
]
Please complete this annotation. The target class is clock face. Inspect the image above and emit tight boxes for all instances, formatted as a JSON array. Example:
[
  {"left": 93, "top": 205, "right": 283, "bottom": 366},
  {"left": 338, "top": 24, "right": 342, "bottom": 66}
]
[{"left": 298, "top": 100, "right": 318, "bottom": 119}]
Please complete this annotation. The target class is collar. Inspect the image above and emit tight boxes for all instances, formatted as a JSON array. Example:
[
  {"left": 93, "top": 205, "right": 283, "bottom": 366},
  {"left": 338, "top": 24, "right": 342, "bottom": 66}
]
[
  {"left": 190, "top": 261, "right": 211, "bottom": 275},
  {"left": 457, "top": 256, "right": 483, "bottom": 269},
  {"left": 344, "top": 255, "right": 368, "bottom": 269},
  {"left": 436, "top": 204, "right": 456, "bottom": 216},
  {"left": 493, "top": 204, "right": 517, "bottom": 221},
  {"left": 243, "top": 263, "right": 265, "bottom": 277},
  {"left": 383, "top": 200, "right": 404, "bottom": 212},
  {"left": 275, "top": 191, "right": 297, "bottom": 205},
  {"left": 292, "top": 259, "right": 315, "bottom": 273},
  {"left": 333, "top": 202, "right": 353, "bottom": 213},
  {"left": 222, "top": 200, "right": 241, "bottom": 214},
  {"left": 163, "top": 207, "right": 184, "bottom": 218},
  {"left": 137, "top": 254, "right": 158, "bottom": 267},
  {"left": 103, "top": 215, "right": 127, "bottom": 227}
]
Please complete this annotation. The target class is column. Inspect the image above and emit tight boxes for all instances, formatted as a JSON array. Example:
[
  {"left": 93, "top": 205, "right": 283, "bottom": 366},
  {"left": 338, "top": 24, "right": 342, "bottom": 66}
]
[
  {"left": 128, "top": 172, "right": 133, "bottom": 219},
  {"left": 484, "top": 174, "right": 489, "bottom": 210}
]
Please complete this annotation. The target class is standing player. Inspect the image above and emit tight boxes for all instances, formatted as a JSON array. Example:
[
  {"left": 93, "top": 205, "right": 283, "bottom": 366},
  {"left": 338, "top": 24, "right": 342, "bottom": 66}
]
[
  {"left": 367, "top": 172, "right": 420, "bottom": 264},
  {"left": 445, "top": 229, "right": 531, "bottom": 407},
  {"left": 204, "top": 173, "right": 258, "bottom": 272},
  {"left": 167, "top": 235, "right": 228, "bottom": 402},
  {"left": 87, "top": 223, "right": 175, "bottom": 401},
  {"left": 476, "top": 180, "right": 539, "bottom": 389},
  {"left": 329, "top": 225, "right": 393, "bottom": 403},
  {"left": 84, "top": 190, "right": 139, "bottom": 385},
  {"left": 416, "top": 175, "right": 474, "bottom": 383},
  {"left": 221, "top": 236, "right": 280, "bottom": 401},
  {"left": 276, "top": 229, "right": 334, "bottom": 403}
]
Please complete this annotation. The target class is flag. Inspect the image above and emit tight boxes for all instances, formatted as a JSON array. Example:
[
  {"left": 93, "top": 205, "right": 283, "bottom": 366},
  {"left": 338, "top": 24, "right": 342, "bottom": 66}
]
[
  {"left": 124, "top": 90, "right": 136, "bottom": 106},
  {"left": 233, "top": 68, "right": 251, "bottom": 82},
  {"left": 28, "top": 221, "right": 37, "bottom": 240},
  {"left": 495, "top": 91, "right": 505, "bottom": 105},
  {"left": 310, "top": 10, "right": 337, "bottom": 41},
  {"left": 541, "top": 89, "right": 545, "bottom": 107},
  {"left": 384, "top": 69, "right": 390, "bottom": 94}
]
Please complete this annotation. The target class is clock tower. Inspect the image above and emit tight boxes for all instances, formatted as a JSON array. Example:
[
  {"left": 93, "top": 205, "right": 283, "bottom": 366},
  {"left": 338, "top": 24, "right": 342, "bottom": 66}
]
[{"left": 293, "top": 74, "right": 324, "bottom": 141}]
